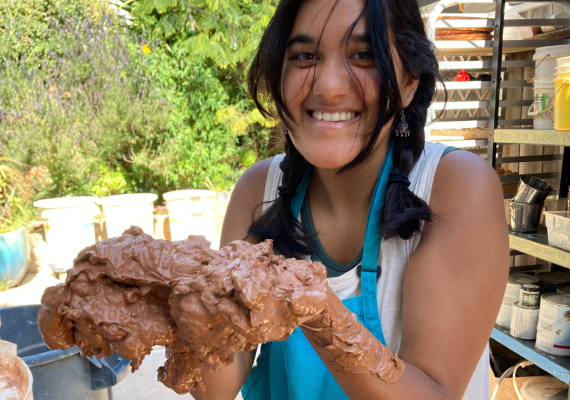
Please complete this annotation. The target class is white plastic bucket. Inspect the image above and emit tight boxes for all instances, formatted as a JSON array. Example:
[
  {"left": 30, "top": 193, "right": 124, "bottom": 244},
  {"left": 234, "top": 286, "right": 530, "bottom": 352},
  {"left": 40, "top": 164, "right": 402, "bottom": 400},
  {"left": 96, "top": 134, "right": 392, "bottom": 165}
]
[
  {"left": 162, "top": 190, "right": 217, "bottom": 207},
  {"left": 534, "top": 45, "right": 570, "bottom": 78},
  {"left": 96, "top": 194, "right": 157, "bottom": 238},
  {"left": 530, "top": 76, "right": 556, "bottom": 130},
  {"left": 33, "top": 197, "right": 99, "bottom": 272},
  {"left": 167, "top": 200, "right": 216, "bottom": 244},
  {"left": 558, "top": 56, "right": 570, "bottom": 68}
]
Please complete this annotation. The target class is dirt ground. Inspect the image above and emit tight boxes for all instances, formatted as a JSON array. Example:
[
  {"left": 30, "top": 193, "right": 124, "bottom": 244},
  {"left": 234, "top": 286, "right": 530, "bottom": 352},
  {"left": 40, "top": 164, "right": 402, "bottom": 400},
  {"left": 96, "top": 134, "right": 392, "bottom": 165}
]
[{"left": 111, "top": 348, "right": 243, "bottom": 400}]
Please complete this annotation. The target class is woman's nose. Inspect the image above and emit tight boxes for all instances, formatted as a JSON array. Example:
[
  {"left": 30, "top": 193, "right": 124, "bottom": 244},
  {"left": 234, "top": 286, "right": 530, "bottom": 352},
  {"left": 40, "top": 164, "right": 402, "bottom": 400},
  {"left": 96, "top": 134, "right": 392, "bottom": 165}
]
[{"left": 312, "top": 58, "right": 349, "bottom": 99}]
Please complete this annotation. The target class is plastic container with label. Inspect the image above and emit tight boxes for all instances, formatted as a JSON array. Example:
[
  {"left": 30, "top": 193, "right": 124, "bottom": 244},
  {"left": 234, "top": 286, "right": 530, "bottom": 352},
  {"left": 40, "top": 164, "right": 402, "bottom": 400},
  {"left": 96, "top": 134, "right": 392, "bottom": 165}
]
[
  {"left": 544, "top": 211, "right": 570, "bottom": 251},
  {"left": 530, "top": 76, "right": 555, "bottom": 129}
]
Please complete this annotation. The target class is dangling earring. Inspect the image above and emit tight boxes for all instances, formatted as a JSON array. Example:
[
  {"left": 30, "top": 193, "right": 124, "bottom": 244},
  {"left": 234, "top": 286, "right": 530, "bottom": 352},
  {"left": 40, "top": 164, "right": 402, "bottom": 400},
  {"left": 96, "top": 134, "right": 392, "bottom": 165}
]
[
  {"left": 394, "top": 110, "right": 410, "bottom": 138},
  {"left": 282, "top": 124, "right": 288, "bottom": 135}
]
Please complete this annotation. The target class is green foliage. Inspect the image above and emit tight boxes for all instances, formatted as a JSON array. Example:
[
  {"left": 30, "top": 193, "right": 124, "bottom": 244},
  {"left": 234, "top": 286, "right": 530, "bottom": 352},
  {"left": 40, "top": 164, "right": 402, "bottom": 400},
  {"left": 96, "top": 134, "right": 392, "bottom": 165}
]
[
  {"left": 0, "top": 0, "right": 280, "bottom": 222},
  {"left": 0, "top": 279, "right": 10, "bottom": 292},
  {"left": 0, "top": 160, "right": 35, "bottom": 234}
]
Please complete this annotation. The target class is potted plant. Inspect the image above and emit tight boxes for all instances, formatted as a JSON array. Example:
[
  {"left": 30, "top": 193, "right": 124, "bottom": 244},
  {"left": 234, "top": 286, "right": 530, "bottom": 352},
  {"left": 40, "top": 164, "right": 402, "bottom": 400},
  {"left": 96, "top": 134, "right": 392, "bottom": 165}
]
[{"left": 0, "top": 160, "right": 33, "bottom": 289}]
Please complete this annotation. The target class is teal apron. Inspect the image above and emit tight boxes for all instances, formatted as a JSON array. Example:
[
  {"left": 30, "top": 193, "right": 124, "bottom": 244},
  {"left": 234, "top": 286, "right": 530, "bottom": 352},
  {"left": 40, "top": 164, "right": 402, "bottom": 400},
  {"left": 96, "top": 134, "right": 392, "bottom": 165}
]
[{"left": 241, "top": 143, "right": 394, "bottom": 400}]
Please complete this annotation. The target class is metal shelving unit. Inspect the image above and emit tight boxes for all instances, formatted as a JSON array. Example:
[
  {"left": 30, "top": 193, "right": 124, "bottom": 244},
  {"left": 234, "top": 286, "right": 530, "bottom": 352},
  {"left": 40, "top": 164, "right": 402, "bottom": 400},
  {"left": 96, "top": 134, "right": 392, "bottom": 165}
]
[
  {"left": 427, "top": 0, "right": 570, "bottom": 395},
  {"left": 479, "top": 0, "right": 570, "bottom": 394},
  {"left": 492, "top": 325, "right": 570, "bottom": 383}
]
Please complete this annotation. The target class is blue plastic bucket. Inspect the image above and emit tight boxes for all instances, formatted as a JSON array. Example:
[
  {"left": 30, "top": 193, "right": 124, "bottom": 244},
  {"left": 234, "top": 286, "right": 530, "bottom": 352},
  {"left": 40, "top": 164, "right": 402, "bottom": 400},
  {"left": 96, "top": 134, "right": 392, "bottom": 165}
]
[
  {"left": 0, "top": 227, "right": 29, "bottom": 288},
  {"left": 0, "top": 305, "right": 131, "bottom": 400}
]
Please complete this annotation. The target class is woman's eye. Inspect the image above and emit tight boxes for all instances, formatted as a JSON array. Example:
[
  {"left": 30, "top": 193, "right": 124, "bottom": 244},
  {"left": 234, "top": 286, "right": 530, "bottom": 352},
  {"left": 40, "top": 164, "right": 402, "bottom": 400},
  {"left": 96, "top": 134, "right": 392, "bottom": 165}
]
[
  {"left": 352, "top": 51, "right": 371, "bottom": 60},
  {"left": 293, "top": 52, "right": 318, "bottom": 62}
]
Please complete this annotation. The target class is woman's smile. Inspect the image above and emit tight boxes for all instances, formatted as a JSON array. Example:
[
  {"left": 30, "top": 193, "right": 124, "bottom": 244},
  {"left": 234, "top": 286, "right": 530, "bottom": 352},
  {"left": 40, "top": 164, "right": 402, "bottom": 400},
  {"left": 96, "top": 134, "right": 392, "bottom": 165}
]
[{"left": 306, "top": 109, "right": 361, "bottom": 128}]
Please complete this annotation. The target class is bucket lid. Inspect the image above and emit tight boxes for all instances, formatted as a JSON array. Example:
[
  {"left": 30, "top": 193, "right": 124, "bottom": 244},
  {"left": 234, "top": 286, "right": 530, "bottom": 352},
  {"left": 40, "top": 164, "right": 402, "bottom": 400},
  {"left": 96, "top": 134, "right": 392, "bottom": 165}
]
[
  {"left": 534, "top": 44, "right": 570, "bottom": 60},
  {"left": 534, "top": 76, "right": 556, "bottom": 83},
  {"left": 542, "top": 293, "right": 570, "bottom": 305},
  {"left": 508, "top": 274, "right": 539, "bottom": 285},
  {"left": 96, "top": 193, "right": 158, "bottom": 207},
  {"left": 521, "top": 376, "right": 568, "bottom": 400},
  {"left": 557, "top": 56, "right": 570, "bottom": 67},
  {"left": 163, "top": 190, "right": 217, "bottom": 201},
  {"left": 538, "top": 271, "right": 570, "bottom": 284},
  {"left": 522, "top": 284, "right": 541, "bottom": 292},
  {"left": 33, "top": 196, "right": 98, "bottom": 209}
]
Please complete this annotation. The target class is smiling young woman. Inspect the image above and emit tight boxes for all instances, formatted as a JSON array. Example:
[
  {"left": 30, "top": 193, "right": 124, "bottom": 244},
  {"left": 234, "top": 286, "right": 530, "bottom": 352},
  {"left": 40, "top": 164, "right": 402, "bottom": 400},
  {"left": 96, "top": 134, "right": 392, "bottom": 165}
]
[{"left": 197, "top": 0, "right": 511, "bottom": 399}]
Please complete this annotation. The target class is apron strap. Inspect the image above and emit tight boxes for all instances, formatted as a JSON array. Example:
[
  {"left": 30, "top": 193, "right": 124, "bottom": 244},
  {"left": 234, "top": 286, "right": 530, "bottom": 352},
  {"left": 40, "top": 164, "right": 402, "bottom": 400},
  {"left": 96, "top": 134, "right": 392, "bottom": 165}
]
[
  {"left": 289, "top": 143, "right": 394, "bottom": 346},
  {"left": 360, "top": 142, "right": 393, "bottom": 345}
]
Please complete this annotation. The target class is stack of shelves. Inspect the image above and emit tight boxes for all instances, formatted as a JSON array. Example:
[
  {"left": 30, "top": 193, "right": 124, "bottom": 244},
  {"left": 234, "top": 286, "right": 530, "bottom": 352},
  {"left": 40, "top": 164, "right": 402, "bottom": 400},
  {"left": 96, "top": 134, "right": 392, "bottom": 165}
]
[{"left": 427, "top": 0, "right": 570, "bottom": 394}]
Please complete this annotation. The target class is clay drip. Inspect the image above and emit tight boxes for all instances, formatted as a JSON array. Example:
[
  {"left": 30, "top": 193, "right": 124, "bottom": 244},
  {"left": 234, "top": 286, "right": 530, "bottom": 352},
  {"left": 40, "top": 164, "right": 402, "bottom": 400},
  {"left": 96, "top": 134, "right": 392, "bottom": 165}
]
[{"left": 38, "top": 226, "right": 404, "bottom": 394}]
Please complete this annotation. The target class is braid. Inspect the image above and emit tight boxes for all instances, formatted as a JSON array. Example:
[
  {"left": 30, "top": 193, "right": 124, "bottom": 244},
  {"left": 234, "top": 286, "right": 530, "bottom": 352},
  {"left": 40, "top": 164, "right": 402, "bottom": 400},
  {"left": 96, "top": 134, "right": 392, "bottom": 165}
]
[
  {"left": 380, "top": 138, "right": 433, "bottom": 240},
  {"left": 381, "top": 60, "right": 438, "bottom": 240},
  {"left": 247, "top": 132, "right": 313, "bottom": 258}
]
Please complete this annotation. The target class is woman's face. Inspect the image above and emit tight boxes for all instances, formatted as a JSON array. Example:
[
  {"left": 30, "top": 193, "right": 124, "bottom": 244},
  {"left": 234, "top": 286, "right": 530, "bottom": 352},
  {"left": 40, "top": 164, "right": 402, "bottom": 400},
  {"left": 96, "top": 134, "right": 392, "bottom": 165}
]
[{"left": 282, "top": 0, "right": 411, "bottom": 170}]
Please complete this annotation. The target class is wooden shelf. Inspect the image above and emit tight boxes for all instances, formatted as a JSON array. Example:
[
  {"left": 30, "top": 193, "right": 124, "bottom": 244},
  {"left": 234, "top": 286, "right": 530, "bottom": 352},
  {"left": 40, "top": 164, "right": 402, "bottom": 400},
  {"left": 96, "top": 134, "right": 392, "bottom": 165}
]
[
  {"left": 436, "top": 38, "right": 570, "bottom": 56},
  {"left": 509, "top": 231, "right": 570, "bottom": 269},
  {"left": 492, "top": 325, "right": 570, "bottom": 385},
  {"left": 494, "top": 129, "right": 570, "bottom": 146}
]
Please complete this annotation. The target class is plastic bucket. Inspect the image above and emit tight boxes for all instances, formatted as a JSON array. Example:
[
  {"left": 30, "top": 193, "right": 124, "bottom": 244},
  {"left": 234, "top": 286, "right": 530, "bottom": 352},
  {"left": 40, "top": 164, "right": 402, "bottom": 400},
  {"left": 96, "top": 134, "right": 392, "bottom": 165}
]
[
  {"left": 554, "top": 71, "right": 570, "bottom": 131},
  {"left": 0, "top": 227, "right": 29, "bottom": 288},
  {"left": 33, "top": 197, "right": 99, "bottom": 273},
  {"left": 167, "top": 200, "right": 216, "bottom": 243},
  {"left": 0, "top": 305, "right": 130, "bottom": 400},
  {"left": 534, "top": 45, "right": 570, "bottom": 78},
  {"left": 162, "top": 190, "right": 217, "bottom": 207},
  {"left": 96, "top": 194, "right": 157, "bottom": 238},
  {"left": 531, "top": 76, "right": 556, "bottom": 129}
]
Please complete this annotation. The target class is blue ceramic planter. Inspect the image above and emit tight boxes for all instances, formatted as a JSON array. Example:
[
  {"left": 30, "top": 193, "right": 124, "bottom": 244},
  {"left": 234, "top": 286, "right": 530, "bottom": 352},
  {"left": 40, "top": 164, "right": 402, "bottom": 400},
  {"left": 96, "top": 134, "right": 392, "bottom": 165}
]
[{"left": 0, "top": 227, "right": 29, "bottom": 288}]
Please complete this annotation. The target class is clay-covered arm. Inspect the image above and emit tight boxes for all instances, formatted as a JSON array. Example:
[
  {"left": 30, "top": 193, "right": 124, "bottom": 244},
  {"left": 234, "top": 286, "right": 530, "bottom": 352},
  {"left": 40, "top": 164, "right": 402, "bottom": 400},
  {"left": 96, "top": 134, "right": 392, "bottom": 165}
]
[
  {"left": 301, "top": 286, "right": 405, "bottom": 383},
  {"left": 303, "top": 152, "right": 509, "bottom": 400},
  {"left": 301, "top": 288, "right": 449, "bottom": 400}
]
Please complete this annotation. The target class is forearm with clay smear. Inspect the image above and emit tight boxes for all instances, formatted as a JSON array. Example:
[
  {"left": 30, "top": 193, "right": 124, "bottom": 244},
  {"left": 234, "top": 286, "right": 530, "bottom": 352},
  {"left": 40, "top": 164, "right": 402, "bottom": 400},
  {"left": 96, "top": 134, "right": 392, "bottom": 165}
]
[{"left": 301, "top": 287, "right": 405, "bottom": 384}]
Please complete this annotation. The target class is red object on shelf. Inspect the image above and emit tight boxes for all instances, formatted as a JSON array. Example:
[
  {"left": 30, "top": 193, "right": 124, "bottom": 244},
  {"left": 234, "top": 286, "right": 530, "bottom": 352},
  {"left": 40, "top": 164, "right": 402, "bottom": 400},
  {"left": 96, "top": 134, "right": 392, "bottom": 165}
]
[{"left": 455, "top": 69, "right": 470, "bottom": 82}]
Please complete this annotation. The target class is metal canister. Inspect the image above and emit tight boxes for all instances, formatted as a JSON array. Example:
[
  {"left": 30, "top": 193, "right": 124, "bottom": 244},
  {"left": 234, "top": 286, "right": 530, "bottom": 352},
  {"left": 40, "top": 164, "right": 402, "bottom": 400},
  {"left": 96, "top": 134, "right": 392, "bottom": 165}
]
[
  {"left": 510, "top": 301, "right": 540, "bottom": 339},
  {"left": 519, "top": 284, "right": 541, "bottom": 308},
  {"left": 496, "top": 274, "right": 540, "bottom": 328},
  {"left": 538, "top": 271, "right": 570, "bottom": 293},
  {"left": 536, "top": 293, "right": 570, "bottom": 356}
]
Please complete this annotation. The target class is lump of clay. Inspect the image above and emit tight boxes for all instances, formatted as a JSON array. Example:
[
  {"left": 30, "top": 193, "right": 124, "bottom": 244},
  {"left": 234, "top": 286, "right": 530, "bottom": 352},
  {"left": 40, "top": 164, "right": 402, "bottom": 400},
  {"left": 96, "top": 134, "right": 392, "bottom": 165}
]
[{"left": 38, "top": 227, "right": 329, "bottom": 394}]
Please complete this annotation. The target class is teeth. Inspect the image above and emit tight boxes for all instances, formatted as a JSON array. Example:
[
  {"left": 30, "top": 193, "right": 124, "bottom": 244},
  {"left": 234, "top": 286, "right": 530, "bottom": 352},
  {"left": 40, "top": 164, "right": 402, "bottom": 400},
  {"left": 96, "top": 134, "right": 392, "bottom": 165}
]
[{"left": 312, "top": 111, "right": 357, "bottom": 121}]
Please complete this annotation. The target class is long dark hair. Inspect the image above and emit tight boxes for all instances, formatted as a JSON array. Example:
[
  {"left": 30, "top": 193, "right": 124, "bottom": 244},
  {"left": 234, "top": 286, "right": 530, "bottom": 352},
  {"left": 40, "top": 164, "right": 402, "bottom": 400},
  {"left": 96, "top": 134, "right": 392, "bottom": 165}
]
[{"left": 247, "top": 0, "right": 444, "bottom": 258}]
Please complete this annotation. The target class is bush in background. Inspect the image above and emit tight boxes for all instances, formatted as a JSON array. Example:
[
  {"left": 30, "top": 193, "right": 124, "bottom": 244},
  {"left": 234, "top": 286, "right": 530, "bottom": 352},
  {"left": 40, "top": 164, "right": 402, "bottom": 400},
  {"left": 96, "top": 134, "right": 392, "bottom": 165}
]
[{"left": 0, "top": 0, "right": 280, "bottom": 233}]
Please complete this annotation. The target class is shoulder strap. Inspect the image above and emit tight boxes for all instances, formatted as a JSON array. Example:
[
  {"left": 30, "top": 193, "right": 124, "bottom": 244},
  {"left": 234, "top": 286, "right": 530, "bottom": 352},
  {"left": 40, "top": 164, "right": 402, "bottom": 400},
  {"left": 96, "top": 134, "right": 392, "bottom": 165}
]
[{"left": 262, "top": 154, "right": 286, "bottom": 214}]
